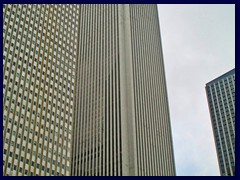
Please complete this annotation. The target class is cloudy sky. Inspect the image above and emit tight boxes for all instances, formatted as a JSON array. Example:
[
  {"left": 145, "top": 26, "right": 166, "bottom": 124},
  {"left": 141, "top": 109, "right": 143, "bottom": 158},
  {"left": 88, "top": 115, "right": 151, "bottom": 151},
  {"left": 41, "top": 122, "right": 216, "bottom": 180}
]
[{"left": 157, "top": 4, "right": 235, "bottom": 176}]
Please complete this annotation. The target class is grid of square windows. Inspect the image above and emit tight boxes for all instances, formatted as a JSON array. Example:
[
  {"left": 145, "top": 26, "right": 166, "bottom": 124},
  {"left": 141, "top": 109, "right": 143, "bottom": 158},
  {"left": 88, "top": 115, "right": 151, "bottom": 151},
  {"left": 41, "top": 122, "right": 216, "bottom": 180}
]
[
  {"left": 3, "top": 4, "right": 79, "bottom": 176},
  {"left": 206, "top": 70, "right": 235, "bottom": 176}
]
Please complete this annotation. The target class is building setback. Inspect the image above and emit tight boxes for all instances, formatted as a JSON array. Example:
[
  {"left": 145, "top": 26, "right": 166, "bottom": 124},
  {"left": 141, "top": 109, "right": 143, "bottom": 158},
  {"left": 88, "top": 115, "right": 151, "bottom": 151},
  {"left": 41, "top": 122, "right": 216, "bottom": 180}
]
[
  {"left": 71, "top": 4, "right": 176, "bottom": 176},
  {"left": 206, "top": 69, "right": 235, "bottom": 176},
  {"left": 3, "top": 4, "right": 176, "bottom": 176}
]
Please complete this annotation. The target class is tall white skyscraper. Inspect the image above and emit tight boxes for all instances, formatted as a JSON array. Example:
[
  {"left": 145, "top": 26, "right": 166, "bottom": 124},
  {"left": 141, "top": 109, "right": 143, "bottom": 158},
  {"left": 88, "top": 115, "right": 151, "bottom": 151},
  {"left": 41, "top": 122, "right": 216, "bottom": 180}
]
[{"left": 71, "top": 4, "right": 176, "bottom": 176}]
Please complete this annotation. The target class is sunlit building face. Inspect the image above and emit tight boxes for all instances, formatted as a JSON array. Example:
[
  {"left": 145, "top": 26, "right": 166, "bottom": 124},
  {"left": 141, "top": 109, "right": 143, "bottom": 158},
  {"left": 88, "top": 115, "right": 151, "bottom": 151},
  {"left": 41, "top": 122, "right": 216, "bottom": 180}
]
[{"left": 3, "top": 4, "right": 79, "bottom": 176}]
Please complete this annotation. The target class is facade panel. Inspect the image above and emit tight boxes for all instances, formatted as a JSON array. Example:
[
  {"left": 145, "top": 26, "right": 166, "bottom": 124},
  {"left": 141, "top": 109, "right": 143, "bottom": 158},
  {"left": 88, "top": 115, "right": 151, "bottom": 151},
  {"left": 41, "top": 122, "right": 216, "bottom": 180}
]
[
  {"left": 3, "top": 4, "right": 79, "bottom": 176},
  {"left": 72, "top": 4, "right": 122, "bottom": 176},
  {"left": 129, "top": 4, "right": 176, "bottom": 176},
  {"left": 72, "top": 4, "right": 176, "bottom": 176}
]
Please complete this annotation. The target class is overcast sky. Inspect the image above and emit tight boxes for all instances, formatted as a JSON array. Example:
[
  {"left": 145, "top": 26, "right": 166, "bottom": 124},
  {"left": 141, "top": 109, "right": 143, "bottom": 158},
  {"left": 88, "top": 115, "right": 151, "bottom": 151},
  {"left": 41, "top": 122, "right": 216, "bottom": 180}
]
[{"left": 157, "top": 4, "right": 235, "bottom": 176}]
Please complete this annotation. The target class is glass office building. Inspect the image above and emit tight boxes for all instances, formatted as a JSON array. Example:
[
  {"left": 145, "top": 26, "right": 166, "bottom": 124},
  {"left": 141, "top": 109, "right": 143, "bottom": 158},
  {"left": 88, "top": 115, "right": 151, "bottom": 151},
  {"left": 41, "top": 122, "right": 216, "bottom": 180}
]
[{"left": 206, "top": 69, "right": 235, "bottom": 176}]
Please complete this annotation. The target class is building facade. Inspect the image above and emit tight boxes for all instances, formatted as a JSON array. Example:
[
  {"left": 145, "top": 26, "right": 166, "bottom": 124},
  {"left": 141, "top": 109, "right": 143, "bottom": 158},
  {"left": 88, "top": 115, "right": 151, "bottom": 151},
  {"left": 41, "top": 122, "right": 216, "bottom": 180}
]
[
  {"left": 3, "top": 4, "right": 176, "bottom": 176},
  {"left": 206, "top": 69, "right": 235, "bottom": 176},
  {"left": 71, "top": 4, "right": 176, "bottom": 176},
  {"left": 3, "top": 4, "right": 80, "bottom": 175}
]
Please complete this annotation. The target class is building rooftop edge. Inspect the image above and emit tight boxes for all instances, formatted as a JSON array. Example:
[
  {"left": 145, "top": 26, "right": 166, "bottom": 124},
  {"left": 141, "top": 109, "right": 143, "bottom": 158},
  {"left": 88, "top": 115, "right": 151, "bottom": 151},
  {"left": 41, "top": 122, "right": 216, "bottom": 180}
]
[{"left": 206, "top": 68, "right": 235, "bottom": 86}]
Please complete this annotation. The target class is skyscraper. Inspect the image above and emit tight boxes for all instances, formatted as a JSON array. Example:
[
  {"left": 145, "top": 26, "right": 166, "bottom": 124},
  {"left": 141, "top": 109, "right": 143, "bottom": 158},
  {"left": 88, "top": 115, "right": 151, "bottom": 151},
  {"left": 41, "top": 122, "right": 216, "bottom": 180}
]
[
  {"left": 71, "top": 4, "right": 176, "bottom": 176},
  {"left": 3, "top": 4, "right": 176, "bottom": 176},
  {"left": 205, "top": 69, "right": 235, "bottom": 176},
  {"left": 3, "top": 4, "right": 79, "bottom": 176}
]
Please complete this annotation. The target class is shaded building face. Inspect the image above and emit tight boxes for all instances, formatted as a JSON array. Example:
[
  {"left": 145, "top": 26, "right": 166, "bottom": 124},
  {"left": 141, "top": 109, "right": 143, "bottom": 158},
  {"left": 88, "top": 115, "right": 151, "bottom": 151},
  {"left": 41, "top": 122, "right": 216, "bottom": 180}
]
[
  {"left": 71, "top": 4, "right": 176, "bottom": 176},
  {"left": 206, "top": 69, "right": 235, "bottom": 176},
  {"left": 3, "top": 4, "right": 79, "bottom": 176}
]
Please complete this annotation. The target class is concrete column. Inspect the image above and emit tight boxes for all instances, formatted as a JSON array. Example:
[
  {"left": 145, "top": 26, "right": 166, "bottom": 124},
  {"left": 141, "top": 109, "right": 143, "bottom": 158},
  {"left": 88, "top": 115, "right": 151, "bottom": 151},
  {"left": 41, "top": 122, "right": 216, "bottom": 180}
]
[{"left": 118, "top": 4, "right": 138, "bottom": 176}]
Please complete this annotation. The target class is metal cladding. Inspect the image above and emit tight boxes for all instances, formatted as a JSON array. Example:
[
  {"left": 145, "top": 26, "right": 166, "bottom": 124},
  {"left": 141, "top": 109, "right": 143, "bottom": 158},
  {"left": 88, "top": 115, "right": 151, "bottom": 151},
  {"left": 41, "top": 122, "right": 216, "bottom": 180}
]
[
  {"left": 72, "top": 4, "right": 176, "bottom": 176},
  {"left": 72, "top": 4, "right": 122, "bottom": 176}
]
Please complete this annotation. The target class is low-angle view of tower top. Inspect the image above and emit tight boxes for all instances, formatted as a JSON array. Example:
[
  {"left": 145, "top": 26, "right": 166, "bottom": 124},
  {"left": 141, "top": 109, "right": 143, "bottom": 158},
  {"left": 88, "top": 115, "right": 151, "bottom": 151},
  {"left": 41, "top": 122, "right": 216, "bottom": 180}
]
[
  {"left": 3, "top": 4, "right": 176, "bottom": 176},
  {"left": 206, "top": 69, "right": 235, "bottom": 176}
]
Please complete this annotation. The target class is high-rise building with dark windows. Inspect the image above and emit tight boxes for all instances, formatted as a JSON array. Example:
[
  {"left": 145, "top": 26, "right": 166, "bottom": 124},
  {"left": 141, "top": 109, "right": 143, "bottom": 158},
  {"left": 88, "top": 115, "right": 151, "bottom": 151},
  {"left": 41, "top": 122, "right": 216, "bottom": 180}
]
[
  {"left": 206, "top": 69, "right": 235, "bottom": 176},
  {"left": 3, "top": 4, "right": 176, "bottom": 176},
  {"left": 71, "top": 4, "right": 175, "bottom": 176}
]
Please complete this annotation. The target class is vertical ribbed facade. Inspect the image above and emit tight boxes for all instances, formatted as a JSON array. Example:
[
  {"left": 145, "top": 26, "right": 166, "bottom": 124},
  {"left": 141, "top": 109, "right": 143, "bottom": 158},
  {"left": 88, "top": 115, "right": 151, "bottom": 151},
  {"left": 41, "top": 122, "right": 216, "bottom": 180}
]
[
  {"left": 72, "top": 4, "right": 122, "bottom": 176},
  {"left": 129, "top": 4, "right": 176, "bottom": 176},
  {"left": 72, "top": 4, "right": 175, "bottom": 176},
  {"left": 3, "top": 4, "right": 79, "bottom": 176},
  {"left": 206, "top": 69, "right": 235, "bottom": 176}
]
